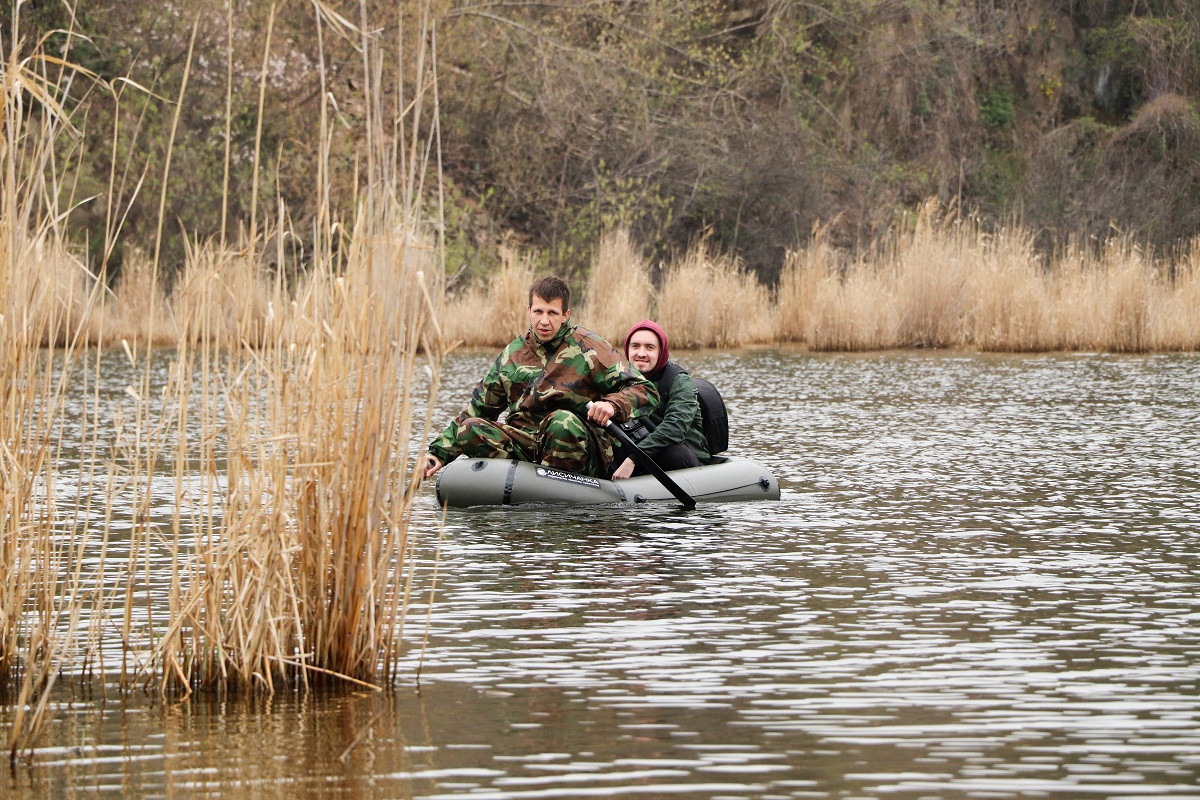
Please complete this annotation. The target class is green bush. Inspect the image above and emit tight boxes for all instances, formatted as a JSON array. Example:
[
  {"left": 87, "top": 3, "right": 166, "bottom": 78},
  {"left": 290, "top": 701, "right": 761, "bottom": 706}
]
[{"left": 980, "top": 84, "right": 1015, "bottom": 130}]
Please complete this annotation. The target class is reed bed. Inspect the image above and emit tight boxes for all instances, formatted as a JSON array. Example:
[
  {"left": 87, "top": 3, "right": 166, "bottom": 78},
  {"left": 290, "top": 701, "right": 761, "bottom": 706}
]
[
  {"left": 171, "top": 238, "right": 284, "bottom": 349},
  {"left": 442, "top": 248, "right": 535, "bottom": 346},
  {"left": 1, "top": 49, "right": 110, "bottom": 748},
  {"left": 4, "top": 0, "right": 447, "bottom": 760},
  {"left": 656, "top": 244, "right": 777, "bottom": 348},
  {"left": 1046, "top": 238, "right": 1200, "bottom": 352},
  {"left": 93, "top": 252, "right": 177, "bottom": 346},
  {"left": 14, "top": 208, "right": 1200, "bottom": 358},
  {"left": 778, "top": 246, "right": 898, "bottom": 351},
  {"left": 133, "top": 2, "right": 447, "bottom": 693},
  {"left": 961, "top": 229, "right": 1055, "bottom": 352},
  {"left": 1147, "top": 246, "right": 1200, "bottom": 350},
  {"left": 149, "top": 212, "right": 440, "bottom": 693},
  {"left": 578, "top": 228, "right": 654, "bottom": 343},
  {"left": 441, "top": 203, "right": 1196, "bottom": 354},
  {"left": 774, "top": 204, "right": 1200, "bottom": 353}
]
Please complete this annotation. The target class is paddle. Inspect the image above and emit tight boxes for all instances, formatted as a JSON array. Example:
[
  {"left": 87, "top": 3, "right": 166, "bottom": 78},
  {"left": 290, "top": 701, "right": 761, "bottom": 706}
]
[{"left": 587, "top": 401, "right": 696, "bottom": 509}]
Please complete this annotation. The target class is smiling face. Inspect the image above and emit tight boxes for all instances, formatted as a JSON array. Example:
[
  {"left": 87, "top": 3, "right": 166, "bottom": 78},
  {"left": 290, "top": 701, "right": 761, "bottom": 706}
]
[
  {"left": 626, "top": 328, "right": 662, "bottom": 374},
  {"left": 528, "top": 294, "right": 570, "bottom": 342}
]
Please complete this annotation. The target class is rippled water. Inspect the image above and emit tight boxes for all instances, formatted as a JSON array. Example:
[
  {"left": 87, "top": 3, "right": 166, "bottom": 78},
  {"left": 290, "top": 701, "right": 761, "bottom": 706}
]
[{"left": 4, "top": 349, "right": 1200, "bottom": 799}]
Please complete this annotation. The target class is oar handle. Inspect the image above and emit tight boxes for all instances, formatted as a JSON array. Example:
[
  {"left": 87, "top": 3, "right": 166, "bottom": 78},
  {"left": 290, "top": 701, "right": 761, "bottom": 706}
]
[{"left": 587, "top": 401, "right": 696, "bottom": 509}]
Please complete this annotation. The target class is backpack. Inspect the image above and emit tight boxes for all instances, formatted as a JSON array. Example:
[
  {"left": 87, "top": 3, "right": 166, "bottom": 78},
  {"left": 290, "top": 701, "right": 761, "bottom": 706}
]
[{"left": 659, "top": 362, "right": 729, "bottom": 455}]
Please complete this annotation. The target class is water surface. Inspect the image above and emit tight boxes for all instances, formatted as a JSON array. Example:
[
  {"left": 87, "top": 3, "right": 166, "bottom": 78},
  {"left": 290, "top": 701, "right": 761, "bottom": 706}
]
[{"left": 4, "top": 349, "right": 1199, "bottom": 799}]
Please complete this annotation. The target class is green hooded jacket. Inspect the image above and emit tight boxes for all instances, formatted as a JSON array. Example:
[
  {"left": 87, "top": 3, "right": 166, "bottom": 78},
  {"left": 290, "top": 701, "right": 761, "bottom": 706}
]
[{"left": 637, "top": 365, "right": 710, "bottom": 462}]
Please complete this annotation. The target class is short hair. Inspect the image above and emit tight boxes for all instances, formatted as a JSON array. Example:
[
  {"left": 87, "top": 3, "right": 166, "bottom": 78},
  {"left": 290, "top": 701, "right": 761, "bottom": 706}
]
[{"left": 528, "top": 275, "right": 571, "bottom": 310}]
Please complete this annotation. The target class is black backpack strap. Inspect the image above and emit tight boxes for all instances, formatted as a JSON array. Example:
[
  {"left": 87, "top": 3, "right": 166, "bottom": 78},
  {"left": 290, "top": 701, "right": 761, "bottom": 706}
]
[{"left": 656, "top": 361, "right": 686, "bottom": 404}]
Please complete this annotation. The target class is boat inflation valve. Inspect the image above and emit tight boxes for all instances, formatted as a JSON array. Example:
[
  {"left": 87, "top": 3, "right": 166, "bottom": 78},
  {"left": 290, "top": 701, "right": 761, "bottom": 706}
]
[
  {"left": 759, "top": 477, "right": 771, "bottom": 491},
  {"left": 472, "top": 460, "right": 487, "bottom": 471}
]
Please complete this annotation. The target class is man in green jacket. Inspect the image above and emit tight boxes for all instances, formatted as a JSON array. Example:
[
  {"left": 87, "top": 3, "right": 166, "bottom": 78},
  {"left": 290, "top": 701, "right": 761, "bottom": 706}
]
[
  {"left": 423, "top": 275, "right": 659, "bottom": 479},
  {"left": 611, "top": 319, "right": 710, "bottom": 479}
]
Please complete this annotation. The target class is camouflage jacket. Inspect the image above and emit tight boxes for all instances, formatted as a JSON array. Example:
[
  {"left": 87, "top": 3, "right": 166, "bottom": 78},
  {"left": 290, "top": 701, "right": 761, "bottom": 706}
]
[{"left": 428, "top": 322, "right": 659, "bottom": 463}]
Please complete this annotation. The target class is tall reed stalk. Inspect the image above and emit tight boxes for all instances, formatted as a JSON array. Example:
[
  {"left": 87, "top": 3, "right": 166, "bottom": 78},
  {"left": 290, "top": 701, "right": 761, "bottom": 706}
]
[{"left": 1, "top": 19, "right": 111, "bottom": 755}]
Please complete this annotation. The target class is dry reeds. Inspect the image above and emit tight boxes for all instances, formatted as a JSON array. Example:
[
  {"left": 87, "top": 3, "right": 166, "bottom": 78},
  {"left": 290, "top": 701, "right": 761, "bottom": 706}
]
[
  {"left": 1148, "top": 243, "right": 1200, "bottom": 350},
  {"left": 442, "top": 247, "right": 534, "bottom": 346},
  {"left": 579, "top": 228, "right": 653, "bottom": 343},
  {"left": 777, "top": 228, "right": 898, "bottom": 351},
  {"left": 171, "top": 237, "right": 283, "bottom": 349},
  {"left": 4, "top": 1, "right": 447, "bottom": 759},
  {"left": 657, "top": 243, "right": 776, "bottom": 349},
  {"left": 149, "top": 216, "right": 440, "bottom": 693},
  {"left": 435, "top": 210, "right": 1199, "bottom": 354},
  {"left": 141, "top": 1, "right": 446, "bottom": 692},
  {"left": 774, "top": 203, "right": 1200, "bottom": 353},
  {"left": 961, "top": 227, "right": 1054, "bottom": 352},
  {"left": 1, "top": 32, "right": 109, "bottom": 754}
]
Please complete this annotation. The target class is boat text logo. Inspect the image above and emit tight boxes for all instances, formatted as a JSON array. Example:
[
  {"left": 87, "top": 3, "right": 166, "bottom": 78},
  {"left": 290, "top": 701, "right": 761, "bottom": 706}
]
[{"left": 536, "top": 467, "right": 601, "bottom": 488}]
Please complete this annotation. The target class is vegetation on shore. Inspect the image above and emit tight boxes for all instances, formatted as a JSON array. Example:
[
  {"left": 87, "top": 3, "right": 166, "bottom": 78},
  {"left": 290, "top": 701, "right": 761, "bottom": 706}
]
[
  {"left": 443, "top": 212, "right": 1200, "bottom": 353},
  {"left": 5, "top": 1, "right": 1200, "bottom": 287},
  {"left": 8, "top": 203, "right": 1199, "bottom": 356}
]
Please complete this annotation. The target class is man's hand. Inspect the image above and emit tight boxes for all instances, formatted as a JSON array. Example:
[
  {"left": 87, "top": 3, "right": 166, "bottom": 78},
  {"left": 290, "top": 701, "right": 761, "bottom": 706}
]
[
  {"left": 611, "top": 457, "right": 635, "bottom": 480},
  {"left": 423, "top": 454, "right": 443, "bottom": 479},
  {"left": 587, "top": 400, "right": 616, "bottom": 425}
]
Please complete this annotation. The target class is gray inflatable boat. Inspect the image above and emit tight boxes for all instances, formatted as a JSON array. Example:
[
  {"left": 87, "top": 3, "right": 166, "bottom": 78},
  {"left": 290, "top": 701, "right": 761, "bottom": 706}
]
[{"left": 434, "top": 456, "right": 780, "bottom": 508}]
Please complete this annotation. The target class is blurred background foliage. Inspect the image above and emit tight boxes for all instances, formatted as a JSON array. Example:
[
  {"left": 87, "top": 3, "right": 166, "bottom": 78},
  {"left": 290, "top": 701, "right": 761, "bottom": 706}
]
[{"left": 7, "top": 0, "right": 1200, "bottom": 287}]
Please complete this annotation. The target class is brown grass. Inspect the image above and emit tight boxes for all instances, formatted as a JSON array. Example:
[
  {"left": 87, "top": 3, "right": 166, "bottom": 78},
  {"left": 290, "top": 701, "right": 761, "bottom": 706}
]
[
  {"left": 962, "top": 227, "right": 1054, "bottom": 352},
  {"left": 141, "top": 3, "right": 446, "bottom": 693},
  {"left": 1149, "top": 243, "right": 1200, "bottom": 350},
  {"left": 57, "top": 209, "right": 1200, "bottom": 358},
  {"left": 172, "top": 237, "right": 283, "bottom": 348},
  {"left": 147, "top": 214, "right": 440, "bottom": 693},
  {"left": 889, "top": 204, "right": 972, "bottom": 348},
  {"left": 777, "top": 229, "right": 899, "bottom": 351},
  {"left": 434, "top": 211, "right": 1200, "bottom": 354},
  {"left": 772, "top": 203, "right": 1200, "bottom": 353},
  {"left": 1, "top": 45, "right": 108, "bottom": 751}
]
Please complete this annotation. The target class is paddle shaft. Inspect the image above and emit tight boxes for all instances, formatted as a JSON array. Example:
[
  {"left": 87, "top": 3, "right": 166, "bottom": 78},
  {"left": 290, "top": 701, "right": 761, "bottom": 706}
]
[{"left": 588, "top": 402, "right": 696, "bottom": 509}]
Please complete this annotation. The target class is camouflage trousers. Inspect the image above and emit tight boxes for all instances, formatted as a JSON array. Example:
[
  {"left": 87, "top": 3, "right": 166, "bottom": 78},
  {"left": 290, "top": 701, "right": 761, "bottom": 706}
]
[{"left": 446, "top": 409, "right": 612, "bottom": 477}]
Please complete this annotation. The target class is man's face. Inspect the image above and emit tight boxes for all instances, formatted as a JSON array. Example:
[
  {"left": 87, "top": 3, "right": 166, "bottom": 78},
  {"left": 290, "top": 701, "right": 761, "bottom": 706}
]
[
  {"left": 529, "top": 294, "right": 569, "bottom": 342},
  {"left": 626, "top": 329, "right": 661, "bottom": 374}
]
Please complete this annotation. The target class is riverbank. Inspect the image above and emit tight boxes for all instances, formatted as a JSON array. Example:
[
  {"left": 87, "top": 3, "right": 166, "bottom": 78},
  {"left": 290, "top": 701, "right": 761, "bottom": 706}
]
[
  {"left": 445, "top": 207, "right": 1200, "bottom": 353},
  {"left": 9, "top": 201, "right": 1198, "bottom": 365}
]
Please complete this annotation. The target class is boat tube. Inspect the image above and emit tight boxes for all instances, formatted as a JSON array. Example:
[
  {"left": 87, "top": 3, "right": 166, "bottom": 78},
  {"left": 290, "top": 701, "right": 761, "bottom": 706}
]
[{"left": 434, "top": 456, "right": 780, "bottom": 508}]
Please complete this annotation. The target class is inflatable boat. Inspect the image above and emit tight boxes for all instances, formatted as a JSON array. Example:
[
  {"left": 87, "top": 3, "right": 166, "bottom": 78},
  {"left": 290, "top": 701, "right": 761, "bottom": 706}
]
[{"left": 434, "top": 456, "right": 780, "bottom": 508}]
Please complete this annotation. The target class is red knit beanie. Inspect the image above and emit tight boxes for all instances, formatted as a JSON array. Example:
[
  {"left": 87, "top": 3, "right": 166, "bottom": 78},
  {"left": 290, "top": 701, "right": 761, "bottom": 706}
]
[{"left": 623, "top": 319, "right": 670, "bottom": 375}]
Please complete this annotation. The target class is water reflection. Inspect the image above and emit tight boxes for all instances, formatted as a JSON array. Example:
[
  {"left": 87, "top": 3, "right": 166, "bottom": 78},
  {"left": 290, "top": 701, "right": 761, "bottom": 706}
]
[{"left": 3, "top": 349, "right": 1199, "bottom": 798}]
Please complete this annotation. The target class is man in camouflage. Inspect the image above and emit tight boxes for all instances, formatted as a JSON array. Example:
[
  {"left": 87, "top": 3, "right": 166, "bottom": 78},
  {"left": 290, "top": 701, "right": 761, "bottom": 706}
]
[{"left": 423, "top": 275, "right": 658, "bottom": 479}]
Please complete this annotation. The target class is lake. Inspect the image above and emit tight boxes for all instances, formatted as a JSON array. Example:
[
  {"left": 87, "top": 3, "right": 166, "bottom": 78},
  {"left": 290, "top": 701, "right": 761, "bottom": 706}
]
[{"left": 4, "top": 348, "right": 1199, "bottom": 799}]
